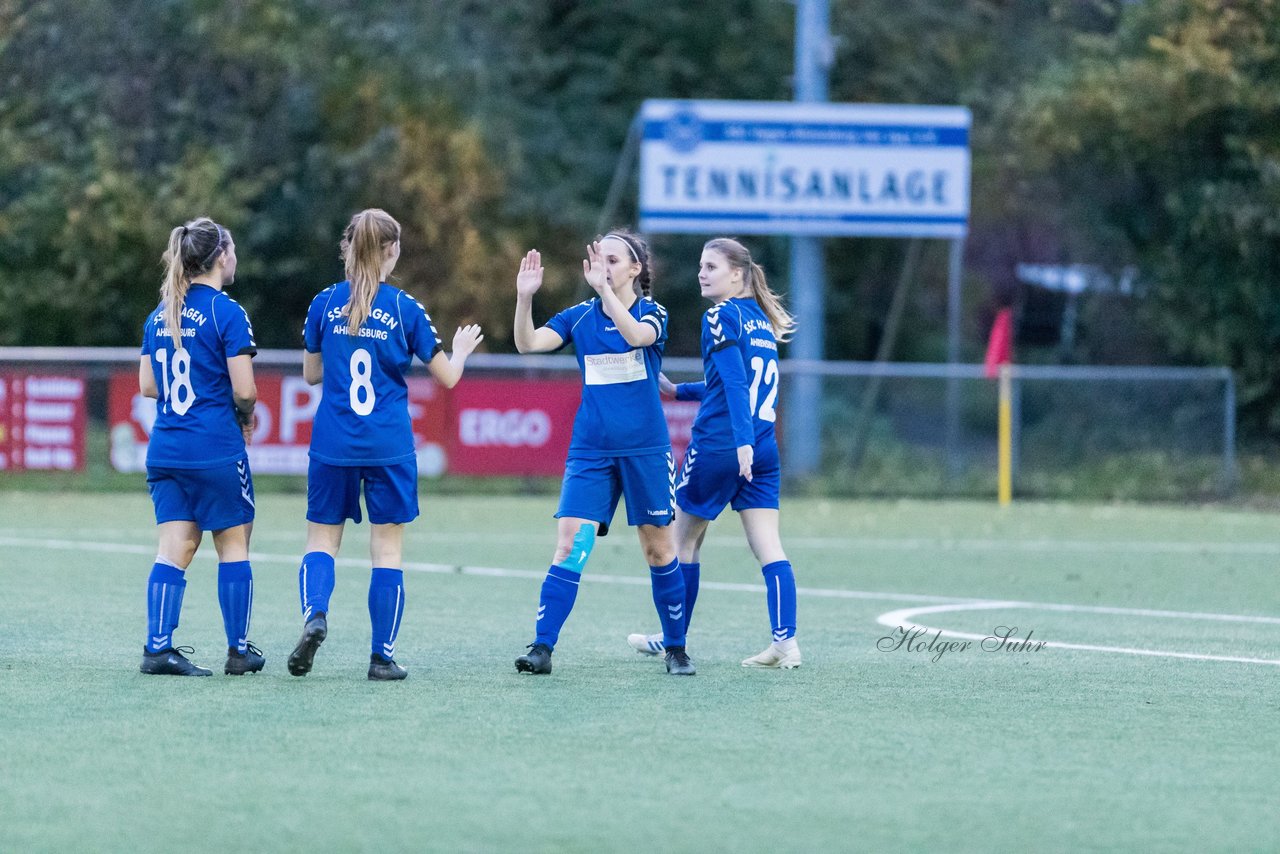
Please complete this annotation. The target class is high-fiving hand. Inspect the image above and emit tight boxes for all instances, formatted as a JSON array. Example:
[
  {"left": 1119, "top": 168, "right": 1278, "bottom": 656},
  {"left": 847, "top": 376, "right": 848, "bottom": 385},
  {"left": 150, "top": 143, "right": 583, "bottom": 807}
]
[
  {"left": 516, "top": 250, "right": 544, "bottom": 298},
  {"left": 582, "top": 241, "right": 608, "bottom": 295},
  {"left": 452, "top": 324, "right": 484, "bottom": 358}
]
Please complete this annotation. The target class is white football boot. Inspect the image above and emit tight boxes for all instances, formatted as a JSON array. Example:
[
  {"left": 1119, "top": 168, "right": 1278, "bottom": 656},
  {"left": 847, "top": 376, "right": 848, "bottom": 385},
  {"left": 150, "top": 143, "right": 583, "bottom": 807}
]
[
  {"left": 627, "top": 632, "right": 665, "bottom": 656},
  {"left": 741, "top": 637, "right": 802, "bottom": 669}
]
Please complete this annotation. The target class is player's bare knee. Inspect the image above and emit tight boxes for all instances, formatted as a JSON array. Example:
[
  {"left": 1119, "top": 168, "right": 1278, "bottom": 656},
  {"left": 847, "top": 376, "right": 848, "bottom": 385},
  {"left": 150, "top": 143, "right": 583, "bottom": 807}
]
[
  {"left": 643, "top": 543, "right": 675, "bottom": 566},
  {"left": 552, "top": 546, "right": 573, "bottom": 565},
  {"left": 754, "top": 548, "right": 787, "bottom": 566},
  {"left": 553, "top": 522, "right": 597, "bottom": 569},
  {"left": 551, "top": 536, "right": 577, "bottom": 565},
  {"left": 158, "top": 530, "right": 200, "bottom": 567},
  {"left": 160, "top": 545, "right": 197, "bottom": 569},
  {"left": 211, "top": 525, "right": 250, "bottom": 562}
]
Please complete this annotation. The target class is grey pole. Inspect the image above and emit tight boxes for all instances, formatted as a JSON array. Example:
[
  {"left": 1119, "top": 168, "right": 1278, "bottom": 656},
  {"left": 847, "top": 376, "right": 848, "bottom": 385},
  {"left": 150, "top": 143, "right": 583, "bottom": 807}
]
[
  {"left": 785, "top": 0, "right": 831, "bottom": 476},
  {"left": 944, "top": 237, "right": 964, "bottom": 478},
  {"left": 1223, "top": 371, "right": 1238, "bottom": 495}
]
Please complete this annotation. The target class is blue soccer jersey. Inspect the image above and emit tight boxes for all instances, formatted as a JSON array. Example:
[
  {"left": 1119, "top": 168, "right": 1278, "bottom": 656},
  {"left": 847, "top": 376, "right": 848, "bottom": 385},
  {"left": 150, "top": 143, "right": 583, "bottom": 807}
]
[
  {"left": 304, "top": 281, "right": 442, "bottom": 466},
  {"left": 141, "top": 284, "right": 258, "bottom": 469},
  {"left": 546, "top": 296, "right": 670, "bottom": 457},
  {"left": 684, "top": 298, "right": 779, "bottom": 452}
]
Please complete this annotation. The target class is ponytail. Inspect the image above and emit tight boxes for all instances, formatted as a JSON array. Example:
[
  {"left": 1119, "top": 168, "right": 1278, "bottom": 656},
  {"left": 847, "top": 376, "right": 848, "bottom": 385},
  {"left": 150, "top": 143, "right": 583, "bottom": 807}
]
[
  {"left": 746, "top": 259, "right": 796, "bottom": 343},
  {"left": 340, "top": 208, "right": 401, "bottom": 335},
  {"left": 703, "top": 238, "right": 796, "bottom": 343},
  {"left": 159, "top": 217, "right": 227, "bottom": 350}
]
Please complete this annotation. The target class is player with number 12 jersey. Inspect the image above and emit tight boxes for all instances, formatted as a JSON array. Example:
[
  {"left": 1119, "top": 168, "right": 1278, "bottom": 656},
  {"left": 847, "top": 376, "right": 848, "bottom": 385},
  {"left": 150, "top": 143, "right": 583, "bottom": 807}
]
[{"left": 628, "top": 237, "right": 802, "bottom": 669}]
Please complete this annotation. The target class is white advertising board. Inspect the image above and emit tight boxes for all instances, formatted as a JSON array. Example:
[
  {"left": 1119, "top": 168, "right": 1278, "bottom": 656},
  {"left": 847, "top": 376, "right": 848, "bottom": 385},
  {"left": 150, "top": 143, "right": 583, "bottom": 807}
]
[{"left": 639, "top": 100, "right": 970, "bottom": 238}]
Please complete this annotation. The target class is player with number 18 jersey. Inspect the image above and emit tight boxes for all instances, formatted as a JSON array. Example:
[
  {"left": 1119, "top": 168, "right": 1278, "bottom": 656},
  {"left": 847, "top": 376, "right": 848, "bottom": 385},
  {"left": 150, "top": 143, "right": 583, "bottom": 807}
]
[
  {"left": 137, "top": 217, "right": 263, "bottom": 679},
  {"left": 142, "top": 284, "right": 257, "bottom": 472}
]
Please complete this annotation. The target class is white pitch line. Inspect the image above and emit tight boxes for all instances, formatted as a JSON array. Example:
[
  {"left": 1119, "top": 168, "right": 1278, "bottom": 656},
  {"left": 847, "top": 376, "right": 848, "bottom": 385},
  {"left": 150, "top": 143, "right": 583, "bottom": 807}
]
[
  {"left": 7, "top": 528, "right": 1280, "bottom": 555},
  {"left": 5, "top": 535, "right": 1280, "bottom": 665},
  {"left": 876, "top": 602, "right": 1280, "bottom": 666},
  {"left": 0, "top": 535, "right": 971, "bottom": 604}
]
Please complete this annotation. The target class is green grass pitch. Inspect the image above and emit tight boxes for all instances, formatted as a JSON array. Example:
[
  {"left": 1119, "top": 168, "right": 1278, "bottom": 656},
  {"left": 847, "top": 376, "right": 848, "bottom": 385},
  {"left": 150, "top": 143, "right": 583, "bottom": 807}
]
[{"left": 1, "top": 490, "right": 1277, "bottom": 851}]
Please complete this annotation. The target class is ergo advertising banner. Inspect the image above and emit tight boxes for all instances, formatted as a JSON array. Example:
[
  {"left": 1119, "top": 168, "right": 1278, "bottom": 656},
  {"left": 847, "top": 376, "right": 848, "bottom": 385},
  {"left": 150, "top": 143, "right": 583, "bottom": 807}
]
[{"left": 108, "top": 372, "right": 699, "bottom": 477}]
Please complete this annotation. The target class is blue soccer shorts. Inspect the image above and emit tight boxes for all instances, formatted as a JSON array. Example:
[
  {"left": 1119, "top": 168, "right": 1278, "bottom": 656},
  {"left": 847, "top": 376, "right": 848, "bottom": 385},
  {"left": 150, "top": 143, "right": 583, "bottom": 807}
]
[
  {"left": 306, "top": 458, "right": 419, "bottom": 525},
  {"left": 675, "top": 438, "right": 781, "bottom": 521},
  {"left": 556, "top": 451, "right": 676, "bottom": 537},
  {"left": 147, "top": 457, "right": 255, "bottom": 531}
]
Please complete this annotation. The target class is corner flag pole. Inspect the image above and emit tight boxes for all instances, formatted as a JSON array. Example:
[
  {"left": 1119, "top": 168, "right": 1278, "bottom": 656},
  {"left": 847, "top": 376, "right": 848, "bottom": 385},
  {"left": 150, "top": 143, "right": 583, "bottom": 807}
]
[{"left": 998, "top": 364, "right": 1013, "bottom": 506}]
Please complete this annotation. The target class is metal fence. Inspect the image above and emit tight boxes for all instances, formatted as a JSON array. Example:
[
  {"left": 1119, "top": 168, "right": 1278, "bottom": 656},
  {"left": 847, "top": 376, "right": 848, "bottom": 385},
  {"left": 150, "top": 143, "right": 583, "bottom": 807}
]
[
  {"left": 766, "top": 360, "right": 1237, "bottom": 500},
  {"left": 0, "top": 348, "right": 1236, "bottom": 500}
]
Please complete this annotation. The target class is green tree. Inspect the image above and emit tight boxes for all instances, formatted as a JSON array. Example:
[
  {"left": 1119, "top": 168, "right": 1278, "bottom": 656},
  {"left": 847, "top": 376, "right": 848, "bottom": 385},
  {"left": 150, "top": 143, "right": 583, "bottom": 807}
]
[
  {"left": 0, "top": 0, "right": 519, "bottom": 347},
  {"left": 1014, "top": 0, "right": 1280, "bottom": 428}
]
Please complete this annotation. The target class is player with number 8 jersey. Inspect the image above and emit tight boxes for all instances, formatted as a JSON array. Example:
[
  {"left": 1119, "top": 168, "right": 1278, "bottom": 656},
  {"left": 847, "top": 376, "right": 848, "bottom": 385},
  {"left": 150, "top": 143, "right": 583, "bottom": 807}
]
[{"left": 289, "top": 208, "right": 483, "bottom": 681}]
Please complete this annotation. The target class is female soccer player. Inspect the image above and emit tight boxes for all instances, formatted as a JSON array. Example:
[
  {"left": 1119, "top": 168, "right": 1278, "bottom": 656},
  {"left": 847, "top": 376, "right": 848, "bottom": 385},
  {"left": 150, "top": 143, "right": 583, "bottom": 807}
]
[
  {"left": 139, "top": 217, "right": 263, "bottom": 677},
  {"left": 626, "top": 237, "right": 801, "bottom": 668},
  {"left": 287, "top": 209, "right": 482, "bottom": 681},
  {"left": 511, "top": 231, "right": 693, "bottom": 676}
]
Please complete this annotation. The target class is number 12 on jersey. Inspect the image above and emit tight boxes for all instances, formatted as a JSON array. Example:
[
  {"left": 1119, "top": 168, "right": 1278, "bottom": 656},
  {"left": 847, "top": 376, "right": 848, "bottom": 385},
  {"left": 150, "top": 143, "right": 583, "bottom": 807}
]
[{"left": 748, "top": 355, "right": 778, "bottom": 422}]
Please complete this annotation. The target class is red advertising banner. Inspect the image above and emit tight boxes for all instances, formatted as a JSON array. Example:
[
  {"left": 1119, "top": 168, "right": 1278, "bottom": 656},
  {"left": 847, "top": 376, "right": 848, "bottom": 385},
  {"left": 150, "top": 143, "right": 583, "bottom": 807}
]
[
  {"left": 108, "top": 372, "right": 452, "bottom": 475},
  {"left": 447, "top": 378, "right": 581, "bottom": 476},
  {"left": 0, "top": 372, "right": 87, "bottom": 471},
  {"left": 108, "top": 371, "right": 702, "bottom": 477}
]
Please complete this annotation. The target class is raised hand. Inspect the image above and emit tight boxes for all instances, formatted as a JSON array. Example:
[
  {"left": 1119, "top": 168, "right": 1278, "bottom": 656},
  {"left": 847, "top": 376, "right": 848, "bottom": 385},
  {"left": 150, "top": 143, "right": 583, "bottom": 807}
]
[
  {"left": 516, "top": 250, "right": 544, "bottom": 298},
  {"left": 452, "top": 323, "right": 484, "bottom": 358},
  {"left": 582, "top": 241, "right": 608, "bottom": 295}
]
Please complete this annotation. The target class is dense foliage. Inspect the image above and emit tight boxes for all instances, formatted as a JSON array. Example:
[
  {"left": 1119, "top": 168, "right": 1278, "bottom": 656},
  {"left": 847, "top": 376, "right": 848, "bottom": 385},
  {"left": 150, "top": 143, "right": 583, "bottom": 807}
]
[{"left": 2, "top": 1, "right": 1277, "bottom": 427}]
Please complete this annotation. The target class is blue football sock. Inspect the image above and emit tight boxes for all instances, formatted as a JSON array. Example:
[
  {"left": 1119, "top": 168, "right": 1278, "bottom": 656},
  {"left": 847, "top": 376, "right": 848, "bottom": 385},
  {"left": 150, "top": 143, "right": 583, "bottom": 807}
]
[
  {"left": 682, "top": 561, "right": 700, "bottom": 633},
  {"left": 145, "top": 561, "right": 186, "bottom": 653},
  {"left": 368, "top": 568, "right": 405, "bottom": 662},
  {"left": 217, "top": 561, "right": 254, "bottom": 654},
  {"left": 299, "top": 551, "right": 335, "bottom": 620},
  {"left": 650, "top": 558, "right": 687, "bottom": 648},
  {"left": 534, "top": 565, "right": 580, "bottom": 649},
  {"left": 762, "top": 560, "right": 797, "bottom": 642}
]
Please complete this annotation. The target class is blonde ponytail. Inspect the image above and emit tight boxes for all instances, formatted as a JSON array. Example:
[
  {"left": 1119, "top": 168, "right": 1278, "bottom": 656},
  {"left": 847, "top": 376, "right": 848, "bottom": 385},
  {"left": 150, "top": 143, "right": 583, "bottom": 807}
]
[
  {"left": 340, "top": 209, "right": 401, "bottom": 335},
  {"left": 703, "top": 238, "right": 796, "bottom": 343},
  {"left": 745, "top": 260, "right": 796, "bottom": 343},
  {"left": 159, "top": 217, "right": 227, "bottom": 350},
  {"left": 160, "top": 227, "right": 189, "bottom": 350}
]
